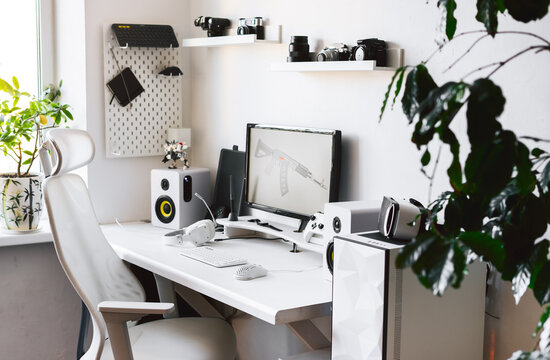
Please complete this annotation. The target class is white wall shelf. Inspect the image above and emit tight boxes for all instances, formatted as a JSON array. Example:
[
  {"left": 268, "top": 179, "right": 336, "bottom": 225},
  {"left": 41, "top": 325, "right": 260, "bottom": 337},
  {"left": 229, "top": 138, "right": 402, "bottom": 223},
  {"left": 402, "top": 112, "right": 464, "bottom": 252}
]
[
  {"left": 182, "top": 25, "right": 281, "bottom": 47},
  {"left": 270, "top": 61, "right": 396, "bottom": 72},
  {"left": 271, "top": 48, "right": 404, "bottom": 73}
]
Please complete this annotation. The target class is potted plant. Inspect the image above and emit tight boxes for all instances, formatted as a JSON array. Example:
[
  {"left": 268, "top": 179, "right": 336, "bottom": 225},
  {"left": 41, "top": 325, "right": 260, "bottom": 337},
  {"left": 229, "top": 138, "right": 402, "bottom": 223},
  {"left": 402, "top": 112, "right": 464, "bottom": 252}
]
[
  {"left": 380, "top": 2, "right": 549, "bottom": 358},
  {"left": 0, "top": 77, "right": 72, "bottom": 231}
]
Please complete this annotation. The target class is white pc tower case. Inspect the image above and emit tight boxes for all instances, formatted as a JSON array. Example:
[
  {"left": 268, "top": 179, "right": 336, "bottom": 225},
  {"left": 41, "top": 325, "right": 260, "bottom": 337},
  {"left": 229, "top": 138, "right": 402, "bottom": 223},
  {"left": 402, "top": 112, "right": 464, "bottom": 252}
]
[{"left": 332, "top": 232, "right": 486, "bottom": 360}]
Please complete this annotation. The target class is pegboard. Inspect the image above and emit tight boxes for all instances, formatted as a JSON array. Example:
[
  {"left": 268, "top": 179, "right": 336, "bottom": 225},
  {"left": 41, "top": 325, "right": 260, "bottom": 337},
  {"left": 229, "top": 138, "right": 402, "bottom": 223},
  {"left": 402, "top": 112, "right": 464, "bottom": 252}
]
[{"left": 103, "top": 25, "right": 183, "bottom": 158}]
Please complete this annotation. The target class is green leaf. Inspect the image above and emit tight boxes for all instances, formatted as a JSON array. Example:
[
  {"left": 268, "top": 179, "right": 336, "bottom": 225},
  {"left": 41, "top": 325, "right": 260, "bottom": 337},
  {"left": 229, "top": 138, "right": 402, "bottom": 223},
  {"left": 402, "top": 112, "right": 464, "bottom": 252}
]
[
  {"left": 532, "top": 148, "right": 546, "bottom": 158},
  {"left": 513, "top": 264, "right": 532, "bottom": 304},
  {"left": 476, "top": 0, "right": 499, "bottom": 35},
  {"left": 466, "top": 78, "right": 505, "bottom": 146},
  {"left": 508, "top": 350, "right": 549, "bottom": 360},
  {"left": 61, "top": 108, "right": 73, "bottom": 120},
  {"left": 22, "top": 158, "right": 31, "bottom": 165},
  {"left": 438, "top": 0, "right": 458, "bottom": 40},
  {"left": 505, "top": 0, "right": 550, "bottom": 22},
  {"left": 459, "top": 231, "right": 505, "bottom": 270},
  {"left": 380, "top": 66, "right": 407, "bottom": 121},
  {"left": 22, "top": 150, "right": 33, "bottom": 156},
  {"left": 534, "top": 261, "right": 550, "bottom": 305},
  {"left": 464, "top": 131, "right": 517, "bottom": 200},
  {"left": 396, "top": 231, "right": 438, "bottom": 268},
  {"left": 516, "top": 142, "right": 537, "bottom": 194},
  {"left": 412, "top": 82, "right": 466, "bottom": 147},
  {"left": 440, "top": 128, "right": 463, "bottom": 191},
  {"left": 421, "top": 149, "right": 431, "bottom": 166},
  {"left": 0, "top": 78, "right": 15, "bottom": 96},
  {"left": 401, "top": 64, "right": 438, "bottom": 123},
  {"left": 542, "top": 161, "right": 550, "bottom": 192},
  {"left": 530, "top": 241, "right": 550, "bottom": 288},
  {"left": 411, "top": 237, "right": 463, "bottom": 295},
  {"left": 535, "top": 306, "right": 550, "bottom": 337},
  {"left": 392, "top": 68, "right": 406, "bottom": 110},
  {"left": 12, "top": 76, "right": 19, "bottom": 90}
]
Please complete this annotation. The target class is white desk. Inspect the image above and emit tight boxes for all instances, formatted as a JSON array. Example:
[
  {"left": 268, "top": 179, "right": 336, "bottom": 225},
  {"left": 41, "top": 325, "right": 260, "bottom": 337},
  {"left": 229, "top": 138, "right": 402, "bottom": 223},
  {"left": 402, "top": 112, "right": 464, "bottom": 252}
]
[{"left": 101, "top": 222, "right": 332, "bottom": 351}]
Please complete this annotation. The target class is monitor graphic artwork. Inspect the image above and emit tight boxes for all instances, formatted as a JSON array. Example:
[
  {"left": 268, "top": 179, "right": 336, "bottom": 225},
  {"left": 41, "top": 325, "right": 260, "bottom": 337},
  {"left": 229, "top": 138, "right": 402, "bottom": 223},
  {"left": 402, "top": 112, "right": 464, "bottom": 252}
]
[{"left": 246, "top": 124, "right": 341, "bottom": 219}]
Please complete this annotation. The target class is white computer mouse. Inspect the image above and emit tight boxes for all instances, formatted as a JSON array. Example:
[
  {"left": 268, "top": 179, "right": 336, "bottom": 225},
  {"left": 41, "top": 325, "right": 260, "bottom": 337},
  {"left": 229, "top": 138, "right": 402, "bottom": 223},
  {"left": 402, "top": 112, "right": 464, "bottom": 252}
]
[{"left": 234, "top": 264, "right": 268, "bottom": 281}]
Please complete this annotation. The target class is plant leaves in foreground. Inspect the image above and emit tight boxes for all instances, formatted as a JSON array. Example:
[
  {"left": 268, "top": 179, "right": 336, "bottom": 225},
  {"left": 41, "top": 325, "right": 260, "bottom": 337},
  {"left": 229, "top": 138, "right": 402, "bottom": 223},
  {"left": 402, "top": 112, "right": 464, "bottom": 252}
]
[{"left": 438, "top": 0, "right": 458, "bottom": 40}]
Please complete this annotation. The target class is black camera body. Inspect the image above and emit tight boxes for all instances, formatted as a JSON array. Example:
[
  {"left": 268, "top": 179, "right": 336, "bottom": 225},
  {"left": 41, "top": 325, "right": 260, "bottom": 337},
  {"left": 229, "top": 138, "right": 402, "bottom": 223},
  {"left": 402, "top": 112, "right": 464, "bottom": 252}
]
[
  {"left": 194, "top": 16, "right": 231, "bottom": 37},
  {"left": 351, "top": 38, "right": 387, "bottom": 66},
  {"left": 317, "top": 43, "right": 352, "bottom": 62},
  {"left": 237, "top": 17, "right": 265, "bottom": 40}
]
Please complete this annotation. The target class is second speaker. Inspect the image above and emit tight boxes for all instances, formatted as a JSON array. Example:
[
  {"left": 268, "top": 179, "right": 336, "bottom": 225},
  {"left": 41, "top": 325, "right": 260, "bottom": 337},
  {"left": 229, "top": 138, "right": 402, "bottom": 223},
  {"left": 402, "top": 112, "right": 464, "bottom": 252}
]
[{"left": 151, "top": 168, "right": 210, "bottom": 229}]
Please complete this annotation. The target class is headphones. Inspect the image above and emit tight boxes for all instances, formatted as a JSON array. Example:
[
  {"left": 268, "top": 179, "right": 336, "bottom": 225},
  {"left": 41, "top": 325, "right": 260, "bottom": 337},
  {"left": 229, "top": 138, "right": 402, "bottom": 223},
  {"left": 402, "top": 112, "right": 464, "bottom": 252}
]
[{"left": 162, "top": 219, "right": 215, "bottom": 247}]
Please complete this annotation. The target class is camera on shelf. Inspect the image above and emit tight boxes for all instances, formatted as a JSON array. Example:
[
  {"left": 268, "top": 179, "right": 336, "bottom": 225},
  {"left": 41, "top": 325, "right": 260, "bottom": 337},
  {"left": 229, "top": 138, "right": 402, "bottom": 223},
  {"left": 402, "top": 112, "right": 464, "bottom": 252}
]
[
  {"left": 194, "top": 16, "right": 231, "bottom": 37},
  {"left": 237, "top": 17, "right": 265, "bottom": 40},
  {"left": 316, "top": 43, "right": 352, "bottom": 61},
  {"left": 350, "top": 38, "right": 387, "bottom": 66}
]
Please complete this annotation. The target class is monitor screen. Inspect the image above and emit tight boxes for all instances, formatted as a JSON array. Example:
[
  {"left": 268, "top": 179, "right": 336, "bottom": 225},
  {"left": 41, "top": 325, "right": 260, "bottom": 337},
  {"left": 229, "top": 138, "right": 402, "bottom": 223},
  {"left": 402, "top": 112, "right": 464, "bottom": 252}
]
[{"left": 245, "top": 124, "right": 341, "bottom": 220}]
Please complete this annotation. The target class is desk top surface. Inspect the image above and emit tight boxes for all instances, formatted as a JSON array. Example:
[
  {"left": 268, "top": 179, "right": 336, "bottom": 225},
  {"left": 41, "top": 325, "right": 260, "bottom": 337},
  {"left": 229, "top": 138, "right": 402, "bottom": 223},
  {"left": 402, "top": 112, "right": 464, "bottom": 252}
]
[{"left": 101, "top": 222, "right": 332, "bottom": 325}]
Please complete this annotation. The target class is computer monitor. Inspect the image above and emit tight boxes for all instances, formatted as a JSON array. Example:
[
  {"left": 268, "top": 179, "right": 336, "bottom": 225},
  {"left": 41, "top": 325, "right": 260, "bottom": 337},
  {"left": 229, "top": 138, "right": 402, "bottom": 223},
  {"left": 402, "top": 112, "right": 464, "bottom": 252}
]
[{"left": 245, "top": 124, "right": 341, "bottom": 222}]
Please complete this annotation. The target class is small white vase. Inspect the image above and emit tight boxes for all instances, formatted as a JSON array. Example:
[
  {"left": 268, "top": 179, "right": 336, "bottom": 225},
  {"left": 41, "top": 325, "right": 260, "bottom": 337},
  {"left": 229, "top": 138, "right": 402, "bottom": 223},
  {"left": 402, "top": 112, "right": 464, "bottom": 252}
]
[{"left": 0, "top": 174, "right": 44, "bottom": 231}]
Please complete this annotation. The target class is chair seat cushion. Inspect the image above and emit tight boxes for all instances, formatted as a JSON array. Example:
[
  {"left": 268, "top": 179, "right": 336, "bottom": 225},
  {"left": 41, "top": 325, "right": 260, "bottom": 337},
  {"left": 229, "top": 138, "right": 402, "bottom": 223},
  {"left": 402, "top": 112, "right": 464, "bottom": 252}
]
[{"left": 101, "top": 317, "right": 236, "bottom": 360}]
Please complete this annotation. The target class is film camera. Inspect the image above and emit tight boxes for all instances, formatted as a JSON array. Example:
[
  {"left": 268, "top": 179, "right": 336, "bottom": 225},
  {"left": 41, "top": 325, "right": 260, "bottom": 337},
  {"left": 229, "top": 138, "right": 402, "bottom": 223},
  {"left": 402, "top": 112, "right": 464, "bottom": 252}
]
[
  {"left": 317, "top": 43, "right": 352, "bottom": 61},
  {"left": 194, "top": 16, "right": 231, "bottom": 37},
  {"left": 237, "top": 17, "right": 265, "bottom": 40},
  {"left": 350, "top": 38, "right": 387, "bottom": 66}
]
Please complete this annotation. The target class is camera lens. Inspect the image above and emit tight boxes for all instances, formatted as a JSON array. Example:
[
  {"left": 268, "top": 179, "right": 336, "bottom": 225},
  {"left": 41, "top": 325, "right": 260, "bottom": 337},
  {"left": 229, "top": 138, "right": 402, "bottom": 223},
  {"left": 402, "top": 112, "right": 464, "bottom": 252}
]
[
  {"left": 291, "top": 36, "right": 308, "bottom": 43},
  {"left": 288, "top": 36, "right": 310, "bottom": 62},
  {"left": 237, "top": 26, "right": 250, "bottom": 35},
  {"left": 289, "top": 43, "right": 309, "bottom": 53}
]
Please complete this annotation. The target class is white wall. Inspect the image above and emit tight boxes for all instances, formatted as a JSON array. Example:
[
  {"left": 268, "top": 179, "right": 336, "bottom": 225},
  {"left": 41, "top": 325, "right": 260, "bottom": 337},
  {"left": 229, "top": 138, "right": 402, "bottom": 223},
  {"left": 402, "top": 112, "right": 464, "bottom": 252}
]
[
  {"left": 83, "top": 0, "right": 191, "bottom": 224},
  {"left": 185, "top": 1, "right": 550, "bottom": 360}
]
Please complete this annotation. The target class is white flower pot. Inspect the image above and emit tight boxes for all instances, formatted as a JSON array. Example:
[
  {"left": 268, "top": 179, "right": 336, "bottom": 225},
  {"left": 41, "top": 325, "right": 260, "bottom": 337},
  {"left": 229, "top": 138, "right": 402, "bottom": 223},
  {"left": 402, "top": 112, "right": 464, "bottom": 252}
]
[{"left": 0, "top": 174, "right": 44, "bottom": 231}]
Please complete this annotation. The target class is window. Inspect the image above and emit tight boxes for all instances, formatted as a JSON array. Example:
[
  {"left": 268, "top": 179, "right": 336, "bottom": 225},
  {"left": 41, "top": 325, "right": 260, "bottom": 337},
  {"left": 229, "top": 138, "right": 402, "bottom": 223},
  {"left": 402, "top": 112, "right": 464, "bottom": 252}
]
[{"left": 0, "top": 0, "right": 41, "bottom": 174}]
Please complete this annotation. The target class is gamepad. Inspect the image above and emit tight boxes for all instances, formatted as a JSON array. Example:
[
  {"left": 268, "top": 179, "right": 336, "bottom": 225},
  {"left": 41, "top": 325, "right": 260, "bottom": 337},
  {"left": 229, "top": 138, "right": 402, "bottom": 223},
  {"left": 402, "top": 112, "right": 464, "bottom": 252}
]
[{"left": 303, "top": 212, "right": 326, "bottom": 242}]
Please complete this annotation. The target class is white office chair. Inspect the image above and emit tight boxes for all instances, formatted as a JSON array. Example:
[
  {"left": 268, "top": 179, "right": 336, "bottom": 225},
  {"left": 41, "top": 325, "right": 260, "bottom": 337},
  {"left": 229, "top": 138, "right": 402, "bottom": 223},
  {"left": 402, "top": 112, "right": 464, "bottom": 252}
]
[{"left": 40, "top": 128, "right": 236, "bottom": 360}]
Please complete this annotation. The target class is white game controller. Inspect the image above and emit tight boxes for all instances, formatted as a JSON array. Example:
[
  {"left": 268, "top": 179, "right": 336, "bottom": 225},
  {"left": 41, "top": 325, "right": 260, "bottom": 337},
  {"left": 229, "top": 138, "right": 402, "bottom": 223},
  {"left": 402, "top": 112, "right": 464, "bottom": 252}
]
[{"left": 303, "top": 212, "right": 326, "bottom": 242}]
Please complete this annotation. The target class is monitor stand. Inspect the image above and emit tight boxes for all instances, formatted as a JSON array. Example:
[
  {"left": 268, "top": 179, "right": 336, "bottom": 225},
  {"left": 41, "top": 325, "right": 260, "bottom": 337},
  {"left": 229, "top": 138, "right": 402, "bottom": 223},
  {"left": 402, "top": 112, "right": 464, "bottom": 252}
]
[{"left": 217, "top": 216, "right": 325, "bottom": 254}]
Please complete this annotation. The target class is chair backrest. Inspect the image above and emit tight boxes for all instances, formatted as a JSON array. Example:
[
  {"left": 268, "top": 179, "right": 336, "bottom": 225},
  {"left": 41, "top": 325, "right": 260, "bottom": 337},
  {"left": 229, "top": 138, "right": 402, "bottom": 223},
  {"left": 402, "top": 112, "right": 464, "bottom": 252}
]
[{"left": 41, "top": 129, "right": 145, "bottom": 359}]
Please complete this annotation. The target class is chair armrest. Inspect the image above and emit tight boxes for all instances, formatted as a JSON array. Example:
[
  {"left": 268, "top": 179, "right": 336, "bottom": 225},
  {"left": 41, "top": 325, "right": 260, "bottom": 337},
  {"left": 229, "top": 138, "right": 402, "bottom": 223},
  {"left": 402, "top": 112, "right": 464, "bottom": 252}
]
[
  {"left": 98, "top": 301, "right": 174, "bottom": 315},
  {"left": 98, "top": 301, "right": 176, "bottom": 360}
]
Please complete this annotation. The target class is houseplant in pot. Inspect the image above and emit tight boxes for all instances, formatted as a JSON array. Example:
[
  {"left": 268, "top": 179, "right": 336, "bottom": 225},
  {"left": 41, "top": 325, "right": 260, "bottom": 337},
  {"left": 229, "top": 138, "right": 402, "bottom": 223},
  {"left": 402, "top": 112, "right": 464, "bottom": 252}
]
[
  {"left": 380, "top": 1, "right": 549, "bottom": 358},
  {"left": 0, "top": 76, "right": 72, "bottom": 231}
]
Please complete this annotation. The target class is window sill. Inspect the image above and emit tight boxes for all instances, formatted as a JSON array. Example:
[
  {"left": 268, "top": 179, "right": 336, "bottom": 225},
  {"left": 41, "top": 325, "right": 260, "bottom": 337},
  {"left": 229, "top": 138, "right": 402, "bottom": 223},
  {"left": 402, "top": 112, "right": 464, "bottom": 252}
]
[{"left": 0, "top": 222, "right": 53, "bottom": 247}]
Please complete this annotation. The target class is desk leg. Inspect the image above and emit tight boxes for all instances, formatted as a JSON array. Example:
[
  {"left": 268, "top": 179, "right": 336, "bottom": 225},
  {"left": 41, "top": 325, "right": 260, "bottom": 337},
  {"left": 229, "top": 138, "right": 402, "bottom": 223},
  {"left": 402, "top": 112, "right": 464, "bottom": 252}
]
[
  {"left": 287, "top": 320, "right": 331, "bottom": 351},
  {"left": 173, "top": 283, "right": 225, "bottom": 319},
  {"left": 152, "top": 274, "right": 179, "bottom": 319}
]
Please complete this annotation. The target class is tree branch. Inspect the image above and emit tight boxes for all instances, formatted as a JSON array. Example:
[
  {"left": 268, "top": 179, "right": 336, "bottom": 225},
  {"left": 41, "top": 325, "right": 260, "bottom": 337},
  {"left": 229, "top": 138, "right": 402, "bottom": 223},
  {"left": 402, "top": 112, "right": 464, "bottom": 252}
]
[
  {"left": 461, "top": 45, "right": 549, "bottom": 79},
  {"left": 444, "top": 34, "right": 491, "bottom": 73},
  {"left": 428, "top": 145, "right": 443, "bottom": 204}
]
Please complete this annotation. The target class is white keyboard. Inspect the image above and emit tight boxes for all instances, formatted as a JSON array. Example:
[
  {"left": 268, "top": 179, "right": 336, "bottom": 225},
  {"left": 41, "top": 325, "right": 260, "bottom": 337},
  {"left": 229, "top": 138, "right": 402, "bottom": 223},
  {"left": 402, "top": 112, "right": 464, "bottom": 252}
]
[{"left": 180, "top": 246, "right": 247, "bottom": 268}]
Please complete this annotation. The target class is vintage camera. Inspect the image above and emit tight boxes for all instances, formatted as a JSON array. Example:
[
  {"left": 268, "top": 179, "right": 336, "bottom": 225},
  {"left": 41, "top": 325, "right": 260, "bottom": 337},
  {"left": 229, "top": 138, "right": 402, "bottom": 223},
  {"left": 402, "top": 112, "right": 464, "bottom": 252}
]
[
  {"left": 351, "top": 38, "right": 387, "bottom": 66},
  {"left": 194, "top": 16, "right": 231, "bottom": 37},
  {"left": 237, "top": 17, "right": 265, "bottom": 40},
  {"left": 287, "top": 36, "right": 311, "bottom": 62},
  {"left": 317, "top": 43, "right": 351, "bottom": 62}
]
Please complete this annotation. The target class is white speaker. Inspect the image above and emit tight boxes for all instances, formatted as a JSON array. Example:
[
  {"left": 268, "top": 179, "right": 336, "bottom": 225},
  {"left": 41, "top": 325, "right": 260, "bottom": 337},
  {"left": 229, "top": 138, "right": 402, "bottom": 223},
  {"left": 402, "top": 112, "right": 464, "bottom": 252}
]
[
  {"left": 151, "top": 168, "right": 210, "bottom": 229},
  {"left": 323, "top": 200, "right": 380, "bottom": 240}
]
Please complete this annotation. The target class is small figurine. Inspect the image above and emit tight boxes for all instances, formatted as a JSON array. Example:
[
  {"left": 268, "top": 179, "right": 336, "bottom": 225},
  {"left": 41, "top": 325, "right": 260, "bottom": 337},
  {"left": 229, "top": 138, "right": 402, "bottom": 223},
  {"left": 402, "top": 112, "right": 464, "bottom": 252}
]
[{"left": 162, "top": 140, "right": 189, "bottom": 169}]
